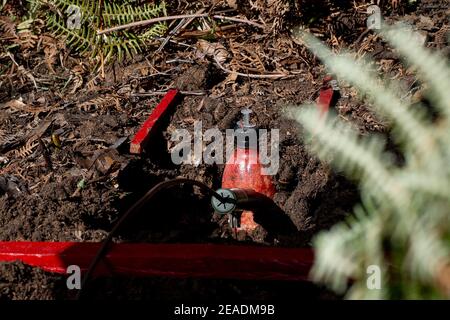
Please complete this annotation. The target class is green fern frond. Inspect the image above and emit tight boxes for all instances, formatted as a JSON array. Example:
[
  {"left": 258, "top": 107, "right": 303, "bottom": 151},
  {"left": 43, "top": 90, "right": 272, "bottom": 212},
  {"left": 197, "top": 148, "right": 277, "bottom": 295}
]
[
  {"left": 46, "top": 13, "right": 98, "bottom": 53},
  {"left": 407, "top": 226, "right": 448, "bottom": 282},
  {"left": 139, "top": 22, "right": 167, "bottom": 41},
  {"left": 301, "top": 30, "right": 450, "bottom": 182},
  {"left": 297, "top": 32, "right": 437, "bottom": 161},
  {"left": 30, "top": 0, "right": 167, "bottom": 63},
  {"left": 42, "top": 0, "right": 98, "bottom": 16},
  {"left": 102, "top": 32, "right": 144, "bottom": 62},
  {"left": 103, "top": 2, "right": 166, "bottom": 27},
  {"left": 288, "top": 27, "right": 450, "bottom": 299},
  {"left": 286, "top": 107, "right": 410, "bottom": 212},
  {"left": 396, "top": 171, "right": 450, "bottom": 199},
  {"left": 382, "top": 25, "right": 450, "bottom": 119}
]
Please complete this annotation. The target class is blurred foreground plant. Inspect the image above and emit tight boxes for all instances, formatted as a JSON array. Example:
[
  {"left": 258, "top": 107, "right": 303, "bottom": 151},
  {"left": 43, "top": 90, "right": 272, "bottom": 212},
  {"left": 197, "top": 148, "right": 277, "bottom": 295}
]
[{"left": 287, "top": 26, "right": 450, "bottom": 299}]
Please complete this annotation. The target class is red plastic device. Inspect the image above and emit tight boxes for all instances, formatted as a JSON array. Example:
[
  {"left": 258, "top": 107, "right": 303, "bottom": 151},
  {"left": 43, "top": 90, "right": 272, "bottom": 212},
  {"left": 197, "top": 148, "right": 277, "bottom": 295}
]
[
  {"left": 222, "top": 109, "right": 276, "bottom": 232},
  {"left": 0, "top": 242, "right": 313, "bottom": 281}
]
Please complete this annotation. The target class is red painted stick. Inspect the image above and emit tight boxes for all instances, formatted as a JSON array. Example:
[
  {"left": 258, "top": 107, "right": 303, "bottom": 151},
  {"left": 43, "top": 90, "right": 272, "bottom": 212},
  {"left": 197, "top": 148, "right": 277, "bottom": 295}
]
[
  {"left": 0, "top": 242, "right": 314, "bottom": 281},
  {"left": 317, "top": 76, "right": 339, "bottom": 117},
  {"left": 317, "top": 87, "right": 334, "bottom": 116},
  {"left": 130, "top": 89, "right": 180, "bottom": 154}
]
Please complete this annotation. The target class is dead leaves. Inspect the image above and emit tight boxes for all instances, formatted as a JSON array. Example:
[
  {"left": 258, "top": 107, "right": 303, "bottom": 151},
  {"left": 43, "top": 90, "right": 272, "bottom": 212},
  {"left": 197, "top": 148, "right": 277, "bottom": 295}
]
[
  {"left": 41, "top": 35, "right": 65, "bottom": 74},
  {"left": 68, "top": 63, "right": 88, "bottom": 94},
  {"left": 0, "top": 130, "right": 6, "bottom": 142},
  {"left": 8, "top": 18, "right": 43, "bottom": 52},
  {"left": 0, "top": 16, "right": 16, "bottom": 38},
  {"left": 94, "top": 148, "right": 122, "bottom": 175},
  {"left": 16, "top": 30, "right": 39, "bottom": 50},
  {"left": 1, "top": 118, "right": 51, "bottom": 158},
  {"left": 78, "top": 94, "right": 122, "bottom": 113},
  {"left": 196, "top": 40, "right": 230, "bottom": 64},
  {"left": 0, "top": 98, "right": 49, "bottom": 115},
  {"left": 1, "top": 98, "right": 27, "bottom": 111},
  {"left": 0, "top": 129, "right": 18, "bottom": 153},
  {"left": 435, "top": 25, "right": 450, "bottom": 49},
  {"left": 224, "top": 0, "right": 238, "bottom": 9},
  {"left": 230, "top": 42, "right": 266, "bottom": 73},
  {"left": 14, "top": 139, "right": 39, "bottom": 158},
  {"left": 70, "top": 74, "right": 84, "bottom": 94},
  {"left": 248, "top": 0, "right": 291, "bottom": 32},
  {"left": 0, "top": 17, "right": 69, "bottom": 85},
  {"left": 196, "top": 38, "right": 288, "bottom": 81}
]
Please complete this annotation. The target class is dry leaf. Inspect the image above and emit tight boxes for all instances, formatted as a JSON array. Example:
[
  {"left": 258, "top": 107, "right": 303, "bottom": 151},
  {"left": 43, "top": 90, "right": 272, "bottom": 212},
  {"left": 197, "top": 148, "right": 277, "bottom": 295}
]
[
  {"left": 225, "top": 0, "right": 237, "bottom": 9},
  {"left": 196, "top": 40, "right": 230, "bottom": 64},
  {"left": 0, "top": 16, "right": 17, "bottom": 37},
  {"left": 13, "top": 140, "right": 39, "bottom": 158},
  {"left": 78, "top": 94, "right": 121, "bottom": 112},
  {"left": 1, "top": 99, "right": 27, "bottom": 111}
]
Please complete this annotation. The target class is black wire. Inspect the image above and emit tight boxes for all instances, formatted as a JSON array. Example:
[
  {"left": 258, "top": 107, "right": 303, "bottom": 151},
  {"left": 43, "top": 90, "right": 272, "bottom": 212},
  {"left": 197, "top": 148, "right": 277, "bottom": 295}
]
[{"left": 76, "top": 178, "right": 233, "bottom": 299}]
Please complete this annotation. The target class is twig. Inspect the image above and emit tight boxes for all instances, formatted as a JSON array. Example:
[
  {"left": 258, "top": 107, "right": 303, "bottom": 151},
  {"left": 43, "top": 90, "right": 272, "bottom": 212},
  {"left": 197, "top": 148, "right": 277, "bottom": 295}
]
[
  {"left": 7, "top": 52, "right": 38, "bottom": 89},
  {"left": 213, "top": 15, "right": 264, "bottom": 29},
  {"left": 166, "top": 59, "right": 193, "bottom": 64},
  {"left": 214, "top": 56, "right": 288, "bottom": 79},
  {"left": 179, "top": 24, "right": 238, "bottom": 38},
  {"left": 154, "top": 37, "right": 194, "bottom": 48},
  {"left": 100, "top": 51, "right": 105, "bottom": 79},
  {"left": 156, "top": 8, "right": 206, "bottom": 53},
  {"left": 355, "top": 28, "right": 371, "bottom": 46},
  {"left": 131, "top": 90, "right": 206, "bottom": 96},
  {"left": 97, "top": 13, "right": 265, "bottom": 35},
  {"left": 155, "top": 17, "right": 188, "bottom": 54},
  {"left": 97, "top": 14, "right": 209, "bottom": 34}
]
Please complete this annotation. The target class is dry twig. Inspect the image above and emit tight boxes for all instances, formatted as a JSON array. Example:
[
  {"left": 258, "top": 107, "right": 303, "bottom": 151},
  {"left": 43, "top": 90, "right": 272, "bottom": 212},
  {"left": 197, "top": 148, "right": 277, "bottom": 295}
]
[
  {"left": 214, "top": 56, "right": 288, "bottom": 79},
  {"left": 97, "top": 13, "right": 265, "bottom": 35}
]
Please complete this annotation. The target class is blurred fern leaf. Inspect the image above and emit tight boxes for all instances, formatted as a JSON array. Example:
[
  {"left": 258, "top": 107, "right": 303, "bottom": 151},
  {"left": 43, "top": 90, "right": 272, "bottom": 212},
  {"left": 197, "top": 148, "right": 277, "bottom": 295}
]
[{"left": 288, "top": 26, "right": 450, "bottom": 299}]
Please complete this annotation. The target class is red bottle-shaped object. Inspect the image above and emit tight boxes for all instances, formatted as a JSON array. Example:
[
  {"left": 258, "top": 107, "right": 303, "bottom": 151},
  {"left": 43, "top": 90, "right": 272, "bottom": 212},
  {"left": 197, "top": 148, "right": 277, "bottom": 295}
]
[{"left": 222, "top": 109, "right": 275, "bottom": 232}]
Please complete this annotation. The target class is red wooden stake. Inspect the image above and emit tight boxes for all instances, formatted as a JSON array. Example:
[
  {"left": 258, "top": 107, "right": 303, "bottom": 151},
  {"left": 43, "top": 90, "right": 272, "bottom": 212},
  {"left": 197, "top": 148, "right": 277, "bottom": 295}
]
[
  {"left": 130, "top": 89, "right": 180, "bottom": 154},
  {"left": 316, "top": 76, "right": 339, "bottom": 117},
  {"left": 317, "top": 87, "right": 334, "bottom": 116},
  {"left": 0, "top": 242, "right": 314, "bottom": 281}
]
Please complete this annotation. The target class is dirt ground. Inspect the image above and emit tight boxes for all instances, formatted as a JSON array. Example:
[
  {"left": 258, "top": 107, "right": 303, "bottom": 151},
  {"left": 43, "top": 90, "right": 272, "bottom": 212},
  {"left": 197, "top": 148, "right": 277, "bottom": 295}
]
[{"left": 0, "top": 0, "right": 449, "bottom": 299}]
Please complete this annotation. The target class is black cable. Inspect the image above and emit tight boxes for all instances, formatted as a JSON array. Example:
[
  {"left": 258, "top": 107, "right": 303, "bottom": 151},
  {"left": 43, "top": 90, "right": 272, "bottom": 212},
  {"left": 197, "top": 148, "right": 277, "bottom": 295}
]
[{"left": 76, "top": 178, "right": 233, "bottom": 299}]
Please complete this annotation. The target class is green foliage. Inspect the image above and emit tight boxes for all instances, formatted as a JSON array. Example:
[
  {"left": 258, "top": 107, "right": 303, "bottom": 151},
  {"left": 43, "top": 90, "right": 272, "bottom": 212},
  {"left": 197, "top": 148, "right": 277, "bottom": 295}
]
[
  {"left": 29, "top": 0, "right": 167, "bottom": 63},
  {"left": 0, "top": 0, "right": 7, "bottom": 11},
  {"left": 287, "top": 26, "right": 450, "bottom": 299}
]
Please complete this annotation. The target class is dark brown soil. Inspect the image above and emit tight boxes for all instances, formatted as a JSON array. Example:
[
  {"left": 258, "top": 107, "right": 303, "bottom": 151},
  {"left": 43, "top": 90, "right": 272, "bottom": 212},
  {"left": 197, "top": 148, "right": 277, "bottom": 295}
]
[
  {"left": 0, "top": 261, "right": 338, "bottom": 300},
  {"left": 0, "top": 75, "right": 361, "bottom": 244},
  {"left": 0, "top": 262, "right": 68, "bottom": 300},
  {"left": 0, "top": 0, "right": 448, "bottom": 300}
]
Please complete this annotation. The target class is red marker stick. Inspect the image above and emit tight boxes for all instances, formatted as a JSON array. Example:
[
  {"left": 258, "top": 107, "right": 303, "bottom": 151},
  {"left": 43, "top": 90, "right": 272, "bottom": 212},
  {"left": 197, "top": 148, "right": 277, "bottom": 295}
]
[
  {"left": 0, "top": 242, "right": 314, "bottom": 281},
  {"left": 130, "top": 89, "right": 180, "bottom": 154},
  {"left": 317, "top": 87, "right": 334, "bottom": 116},
  {"left": 317, "top": 76, "right": 339, "bottom": 117}
]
